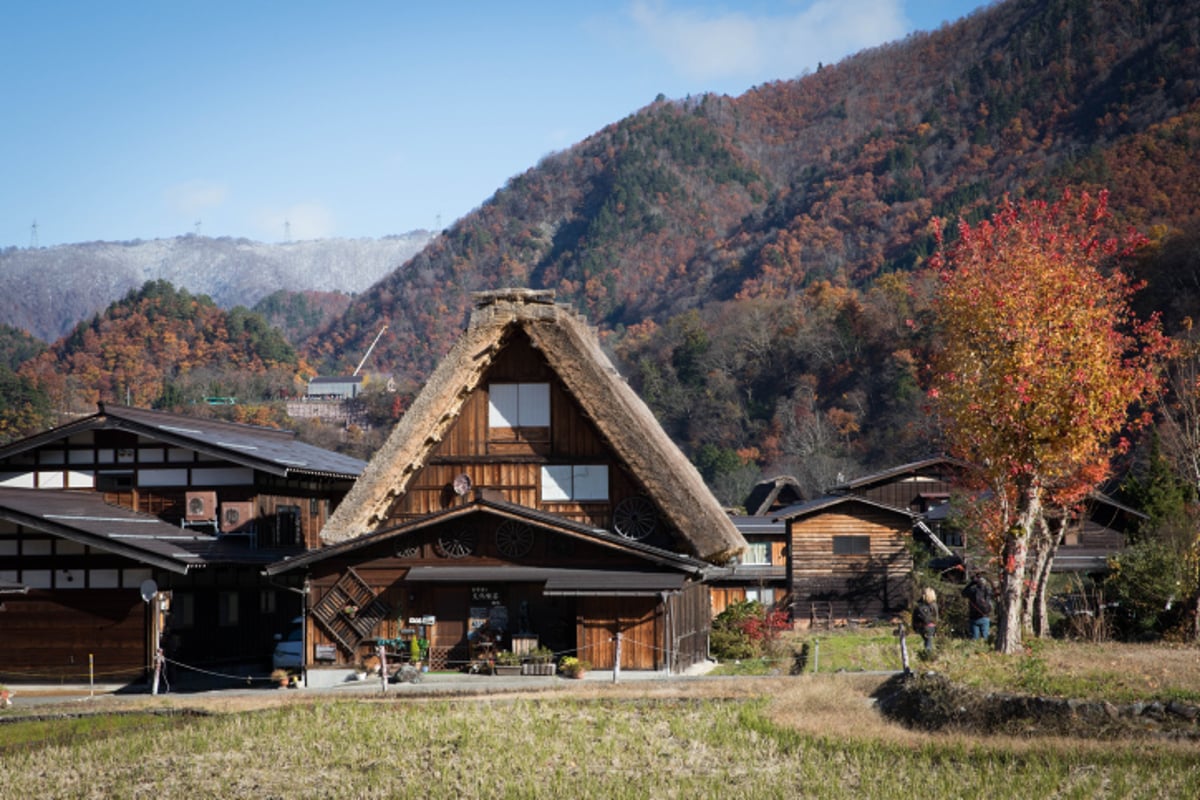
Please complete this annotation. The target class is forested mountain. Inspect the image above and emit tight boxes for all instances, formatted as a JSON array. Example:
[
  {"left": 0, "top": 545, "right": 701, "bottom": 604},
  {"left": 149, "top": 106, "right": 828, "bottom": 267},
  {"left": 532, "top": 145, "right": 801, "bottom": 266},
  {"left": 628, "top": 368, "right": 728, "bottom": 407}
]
[
  {"left": 6, "top": 0, "right": 1200, "bottom": 503},
  {"left": 296, "top": 0, "right": 1200, "bottom": 499},
  {"left": 15, "top": 281, "right": 302, "bottom": 425},
  {"left": 0, "top": 232, "right": 431, "bottom": 342}
]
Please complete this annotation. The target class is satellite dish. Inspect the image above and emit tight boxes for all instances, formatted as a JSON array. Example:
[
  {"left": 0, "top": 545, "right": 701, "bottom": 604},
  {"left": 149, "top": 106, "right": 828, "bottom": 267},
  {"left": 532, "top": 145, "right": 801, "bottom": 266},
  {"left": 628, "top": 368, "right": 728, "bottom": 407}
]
[
  {"left": 140, "top": 579, "right": 159, "bottom": 603},
  {"left": 452, "top": 473, "right": 473, "bottom": 496}
]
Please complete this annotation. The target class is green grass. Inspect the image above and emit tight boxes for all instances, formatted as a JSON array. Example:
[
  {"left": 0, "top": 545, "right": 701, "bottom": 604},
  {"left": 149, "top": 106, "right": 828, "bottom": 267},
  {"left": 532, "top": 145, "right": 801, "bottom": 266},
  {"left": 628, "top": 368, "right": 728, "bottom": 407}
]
[
  {"left": 724, "top": 629, "right": 1200, "bottom": 704},
  {"left": 0, "top": 697, "right": 1195, "bottom": 799}
]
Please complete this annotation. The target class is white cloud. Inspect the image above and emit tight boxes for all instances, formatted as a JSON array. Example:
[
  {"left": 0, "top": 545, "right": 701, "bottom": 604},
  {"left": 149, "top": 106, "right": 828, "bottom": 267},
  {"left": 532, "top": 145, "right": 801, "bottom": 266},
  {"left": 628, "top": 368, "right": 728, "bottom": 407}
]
[
  {"left": 164, "top": 180, "right": 227, "bottom": 215},
  {"left": 629, "top": 0, "right": 908, "bottom": 83},
  {"left": 252, "top": 202, "right": 335, "bottom": 242}
]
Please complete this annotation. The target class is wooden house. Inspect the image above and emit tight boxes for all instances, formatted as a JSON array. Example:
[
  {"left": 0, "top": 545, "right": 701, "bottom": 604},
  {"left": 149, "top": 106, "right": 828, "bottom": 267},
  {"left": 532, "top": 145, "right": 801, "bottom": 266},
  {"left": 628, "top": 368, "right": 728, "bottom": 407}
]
[
  {"left": 709, "top": 515, "right": 788, "bottom": 616},
  {"left": 774, "top": 495, "right": 914, "bottom": 628},
  {"left": 828, "top": 456, "right": 969, "bottom": 515},
  {"left": 0, "top": 404, "right": 365, "bottom": 682},
  {"left": 267, "top": 289, "right": 745, "bottom": 674},
  {"left": 742, "top": 475, "right": 805, "bottom": 517}
]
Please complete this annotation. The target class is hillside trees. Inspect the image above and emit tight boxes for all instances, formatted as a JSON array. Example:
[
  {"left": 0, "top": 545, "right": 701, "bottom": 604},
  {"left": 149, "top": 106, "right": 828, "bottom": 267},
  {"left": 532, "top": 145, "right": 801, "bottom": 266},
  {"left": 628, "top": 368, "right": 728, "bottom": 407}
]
[
  {"left": 928, "top": 189, "right": 1167, "bottom": 653},
  {"left": 18, "top": 281, "right": 303, "bottom": 414}
]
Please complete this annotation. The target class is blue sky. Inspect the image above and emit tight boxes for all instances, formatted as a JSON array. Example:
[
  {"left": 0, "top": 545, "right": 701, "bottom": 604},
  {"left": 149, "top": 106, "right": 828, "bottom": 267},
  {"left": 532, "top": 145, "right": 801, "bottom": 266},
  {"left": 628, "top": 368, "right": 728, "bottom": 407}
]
[{"left": 2, "top": 1, "right": 990, "bottom": 249}]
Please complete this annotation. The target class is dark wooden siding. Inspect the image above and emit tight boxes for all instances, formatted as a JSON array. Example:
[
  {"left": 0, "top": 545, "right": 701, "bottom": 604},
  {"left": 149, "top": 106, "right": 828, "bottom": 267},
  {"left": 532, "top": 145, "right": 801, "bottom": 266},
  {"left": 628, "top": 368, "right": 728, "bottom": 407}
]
[
  {"left": 383, "top": 331, "right": 682, "bottom": 545},
  {"left": 789, "top": 506, "right": 913, "bottom": 625},
  {"left": 0, "top": 591, "right": 146, "bottom": 681}
]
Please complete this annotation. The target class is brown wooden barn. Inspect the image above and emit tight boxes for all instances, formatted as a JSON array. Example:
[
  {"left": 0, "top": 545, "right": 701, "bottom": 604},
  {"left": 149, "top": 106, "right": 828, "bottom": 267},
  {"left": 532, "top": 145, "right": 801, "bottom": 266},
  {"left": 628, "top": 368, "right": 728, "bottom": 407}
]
[
  {"left": 775, "top": 495, "right": 914, "bottom": 628},
  {"left": 268, "top": 289, "right": 745, "bottom": 675},
  {"left": 0, "top": 404, "right": 364, "bottom": 683}
]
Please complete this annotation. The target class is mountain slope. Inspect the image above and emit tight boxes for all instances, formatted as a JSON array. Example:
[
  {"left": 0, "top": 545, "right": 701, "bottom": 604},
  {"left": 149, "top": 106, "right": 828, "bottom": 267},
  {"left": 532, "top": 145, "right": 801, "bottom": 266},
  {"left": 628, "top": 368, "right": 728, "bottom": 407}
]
[
  {"left": 0, "top": 232, "right": 432, "bottom": 342},
  {"left": 306, "top": 0, "right": 1200, "bottom": 384}
]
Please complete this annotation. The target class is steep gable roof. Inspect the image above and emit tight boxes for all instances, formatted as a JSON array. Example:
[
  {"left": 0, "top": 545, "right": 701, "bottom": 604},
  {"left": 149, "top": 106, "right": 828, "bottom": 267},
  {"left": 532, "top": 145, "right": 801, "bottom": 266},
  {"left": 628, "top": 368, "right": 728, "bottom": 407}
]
[
  {"left": 743, "top": 475, "right": 805, "bottom": 516},
  {"left": 773, "top": 493, "right": 917, "bottom": 523},
  {"left": 826, "top": 455, "right": 971, "bottom": 495},
  {"left": 321, "top": 288, "right": 745, "bottom": 563},
  {"left": 0, "top": 403, "right": 366, "bottom": 480}
]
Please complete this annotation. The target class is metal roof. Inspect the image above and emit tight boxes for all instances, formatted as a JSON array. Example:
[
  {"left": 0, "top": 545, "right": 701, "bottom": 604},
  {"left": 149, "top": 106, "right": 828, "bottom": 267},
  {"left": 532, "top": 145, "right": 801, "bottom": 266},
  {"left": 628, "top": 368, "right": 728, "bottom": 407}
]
[
  {"left": 827, "top": 455, "right": 970, "bottom": 493},
  {"left": 772, "top": 493, "right": 917, "bottom": 522},
  {"left": 0, "top": 488, "right": 299, "bottom": 573},
  {"left": 729, "top": 515, "right": 785, "bottom": 536},
  {"left": 0, "top": 403, "right": 366, "bottom": 481}
]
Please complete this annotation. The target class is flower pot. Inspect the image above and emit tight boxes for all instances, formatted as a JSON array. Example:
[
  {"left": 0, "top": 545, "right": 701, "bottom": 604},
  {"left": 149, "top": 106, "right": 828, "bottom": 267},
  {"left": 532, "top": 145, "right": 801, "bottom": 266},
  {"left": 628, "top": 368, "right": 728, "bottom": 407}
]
[{"left": 494, "top": 664, "right": 523, "bottom": 676}]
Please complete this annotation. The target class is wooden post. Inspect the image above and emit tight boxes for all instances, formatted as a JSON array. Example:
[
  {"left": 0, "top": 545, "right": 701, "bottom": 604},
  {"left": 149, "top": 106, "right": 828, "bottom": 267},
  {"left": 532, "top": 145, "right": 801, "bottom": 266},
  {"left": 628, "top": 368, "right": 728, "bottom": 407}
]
[
  {"left": 898, "top": 623, "right": 911, "bottom": 676},
  {"left": 378, "top": 644, "right": 388, "bottom": 694},
  {"left": 612, "top": 631, "right": 622, "bottom": 684},
  {"left": 89, "top": 653, "right": 94, "bottom": 700},
  {"left": 151, "top": 647, "right": 164, "bottom": 695}
]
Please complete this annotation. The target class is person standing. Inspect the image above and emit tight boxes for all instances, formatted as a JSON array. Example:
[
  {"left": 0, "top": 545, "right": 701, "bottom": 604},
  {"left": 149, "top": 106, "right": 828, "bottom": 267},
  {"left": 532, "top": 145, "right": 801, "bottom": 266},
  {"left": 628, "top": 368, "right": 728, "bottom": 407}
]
[
  {"left": 912, "top": 587, "right": 939, "bottom": 653},
  {"left": 963, "top": 572, "right": 995, "bottom": 641}
]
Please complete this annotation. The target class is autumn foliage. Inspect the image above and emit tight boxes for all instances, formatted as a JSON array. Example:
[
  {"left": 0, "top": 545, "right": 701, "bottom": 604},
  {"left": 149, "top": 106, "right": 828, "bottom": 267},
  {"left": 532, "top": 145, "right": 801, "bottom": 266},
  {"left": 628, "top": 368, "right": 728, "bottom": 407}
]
[{"left": 928, "top": 189, "right": 1168, "bottom": 652}]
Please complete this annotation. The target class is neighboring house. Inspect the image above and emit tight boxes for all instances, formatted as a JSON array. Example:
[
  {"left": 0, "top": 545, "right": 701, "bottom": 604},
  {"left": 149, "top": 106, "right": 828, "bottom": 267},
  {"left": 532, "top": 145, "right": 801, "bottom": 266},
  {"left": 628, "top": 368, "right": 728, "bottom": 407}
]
[
  {"left": 828, "top": 456, "right": 969, "bottom": 515},
  {"left": 774, "top": 495, "right": 915, "bottom": 628},
  {"left": 306, "top": 375, "right": 365, "bottom": 400},
  {"left": 742, "top": 475, "right": 805, "bottom": 517},
  {"left": 0, "top": 403, "right": 365, "bottom": 682},
  {"left": 711, "top": 515, "right": 788, "bottom": 616},
  {"left": 267, "top": 289, "right": 745, "bottom": 674}
]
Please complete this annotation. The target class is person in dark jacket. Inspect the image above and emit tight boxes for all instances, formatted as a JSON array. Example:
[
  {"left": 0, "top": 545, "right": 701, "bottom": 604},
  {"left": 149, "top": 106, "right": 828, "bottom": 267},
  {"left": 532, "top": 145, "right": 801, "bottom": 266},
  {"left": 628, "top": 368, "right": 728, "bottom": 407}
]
[
  {"left": 912, "top": 587, "right": 939, "bottom": 653},
  {"left": 962, "top": 572, "right": 995, "bottom": 641}
]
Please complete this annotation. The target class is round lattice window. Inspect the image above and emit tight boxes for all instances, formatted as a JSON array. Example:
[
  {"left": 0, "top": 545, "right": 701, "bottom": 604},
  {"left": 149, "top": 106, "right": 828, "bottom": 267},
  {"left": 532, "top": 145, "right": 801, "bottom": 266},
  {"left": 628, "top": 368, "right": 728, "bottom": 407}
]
[
  {"left": 494, "top": 519, "right": 534, "bottom": 559},
  {"left": 613, "top": 495, "right": 658, "bottom": 540},
  {"left": 435, "top": 529, "right": 477, "bottom": 559}
]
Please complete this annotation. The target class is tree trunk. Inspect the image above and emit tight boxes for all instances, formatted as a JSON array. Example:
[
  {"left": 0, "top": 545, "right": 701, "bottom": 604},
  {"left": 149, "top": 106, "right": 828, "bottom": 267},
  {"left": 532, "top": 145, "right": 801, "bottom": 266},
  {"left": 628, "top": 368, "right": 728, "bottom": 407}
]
[
  {"left": 996, "top": 531, "right": 1028, "bottom": 654},
  {"left": 1029, "top": 512, "right": 1064, "bottom": 638},
  {"left": 996, "top": 481, "right": 1042, "bottom": 654}
]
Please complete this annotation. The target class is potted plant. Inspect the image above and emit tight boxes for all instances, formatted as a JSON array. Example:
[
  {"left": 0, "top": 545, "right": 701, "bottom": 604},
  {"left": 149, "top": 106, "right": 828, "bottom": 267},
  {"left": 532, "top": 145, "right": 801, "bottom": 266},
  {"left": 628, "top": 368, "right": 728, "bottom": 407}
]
[
  {"left": 558, "top": 656, "right": 590, "bottom": 679},
  {"left": 270, "top": 668, "right": 290, "bottom": 688},
  {"left": 522, "top": 646, "right": 556, "bottom": 676},
  {"left": 494, "top": 650, "right": 523, "bottom": 676},
  {"left": 0, "top": 684, "right": 11, "bottom": 708}
]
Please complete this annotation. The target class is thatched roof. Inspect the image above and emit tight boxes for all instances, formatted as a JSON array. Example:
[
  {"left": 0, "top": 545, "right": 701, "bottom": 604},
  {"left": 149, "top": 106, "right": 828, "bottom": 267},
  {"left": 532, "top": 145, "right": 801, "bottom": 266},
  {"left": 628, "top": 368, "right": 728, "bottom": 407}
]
[{"left": 321, "top": 288, "right": 745, "bottom": 564}]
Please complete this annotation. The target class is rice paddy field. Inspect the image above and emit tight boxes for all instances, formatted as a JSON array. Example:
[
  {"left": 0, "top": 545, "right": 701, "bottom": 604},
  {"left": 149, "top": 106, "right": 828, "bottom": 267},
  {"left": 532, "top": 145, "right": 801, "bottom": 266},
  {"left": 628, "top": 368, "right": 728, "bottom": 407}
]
[{"left": 1, "top": 634, "right": 1198, "bottom": 799}]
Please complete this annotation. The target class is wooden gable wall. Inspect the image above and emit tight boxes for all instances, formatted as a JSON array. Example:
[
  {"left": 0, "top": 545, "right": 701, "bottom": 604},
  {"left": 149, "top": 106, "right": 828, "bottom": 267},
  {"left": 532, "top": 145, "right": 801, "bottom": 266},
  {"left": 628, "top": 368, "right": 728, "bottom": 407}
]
[
  {"left": 382, "top": 331, "right": 680, "bottom": 545},
  {"left": 789, "top": 504, "right": 913, "bottom": 626}
]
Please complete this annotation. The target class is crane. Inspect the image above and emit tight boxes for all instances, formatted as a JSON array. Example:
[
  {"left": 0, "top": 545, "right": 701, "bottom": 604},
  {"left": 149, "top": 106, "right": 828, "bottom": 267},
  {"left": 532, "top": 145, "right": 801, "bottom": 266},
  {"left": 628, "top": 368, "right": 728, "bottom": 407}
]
[{"left": 353, "top": 325, "right": 389, "bottom": 376}]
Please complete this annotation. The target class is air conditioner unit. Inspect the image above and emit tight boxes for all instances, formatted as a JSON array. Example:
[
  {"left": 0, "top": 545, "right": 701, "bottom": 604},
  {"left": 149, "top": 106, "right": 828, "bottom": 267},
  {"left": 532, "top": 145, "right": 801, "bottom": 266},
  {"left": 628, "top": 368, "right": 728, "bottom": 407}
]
[
  {"left": 220, "top": 501, "right": 256, "bottom": 534},
  {"left": 185, "top": 491, "right": 217, "bottom": 522}
]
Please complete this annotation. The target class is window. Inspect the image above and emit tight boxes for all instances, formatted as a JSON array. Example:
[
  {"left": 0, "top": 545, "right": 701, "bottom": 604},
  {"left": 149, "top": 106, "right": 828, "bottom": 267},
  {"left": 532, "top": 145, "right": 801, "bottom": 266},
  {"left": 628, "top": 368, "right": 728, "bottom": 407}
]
[
  {"left": 746, "top": 587, "right": 776, "bottom": 608},
  {"left": 489, "top": 383, "right": 550, "bottom": 428},
  {"left": 743, "top": 542, "right": 771, "bottom": 565},
  {"left": 260, "top": 589, "right": 277, "bottom": 615},
  {"left": 832, "top": 535, "right": 870, "bottom": 555},
  {"left": 172, "top": 592, "right": 195, "bottom": 629},
  {"left": 218, "top": 591, "right": 239, "bottom": 627},
  {"left": 541, "top": 465, "right": 608, "bottom": 501}
]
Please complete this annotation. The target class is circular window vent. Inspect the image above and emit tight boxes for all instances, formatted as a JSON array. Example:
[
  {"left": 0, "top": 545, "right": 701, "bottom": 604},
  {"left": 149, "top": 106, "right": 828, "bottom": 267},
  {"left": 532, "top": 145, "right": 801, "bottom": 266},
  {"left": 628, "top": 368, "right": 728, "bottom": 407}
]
[
  {"left": 613, "top": 496, "right": 658, "bottom": 541},
  {"left": 495, "top": 520, "right": 534, "bottom": 559},
  {"left": 435, "top": 529, "right": 477, "bottom": 559}
]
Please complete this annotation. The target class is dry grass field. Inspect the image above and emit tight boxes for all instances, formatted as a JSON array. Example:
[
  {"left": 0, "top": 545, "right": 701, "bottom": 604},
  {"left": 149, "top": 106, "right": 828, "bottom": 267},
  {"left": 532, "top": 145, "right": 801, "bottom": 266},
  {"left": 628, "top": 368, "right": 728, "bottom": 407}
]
[{"left": 1, "top": 636, "right": 1198, "bottom": 799}]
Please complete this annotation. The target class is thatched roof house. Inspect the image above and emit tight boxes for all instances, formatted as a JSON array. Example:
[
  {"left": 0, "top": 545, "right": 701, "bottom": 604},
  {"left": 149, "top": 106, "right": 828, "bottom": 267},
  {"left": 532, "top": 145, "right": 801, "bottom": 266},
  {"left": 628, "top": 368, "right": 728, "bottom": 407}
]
[
  {"left": 280, "top": 289, "right": 744, "bottom": 675},
  {"left": 323, "top": 288, "right": 743, "bottom": 563}
]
